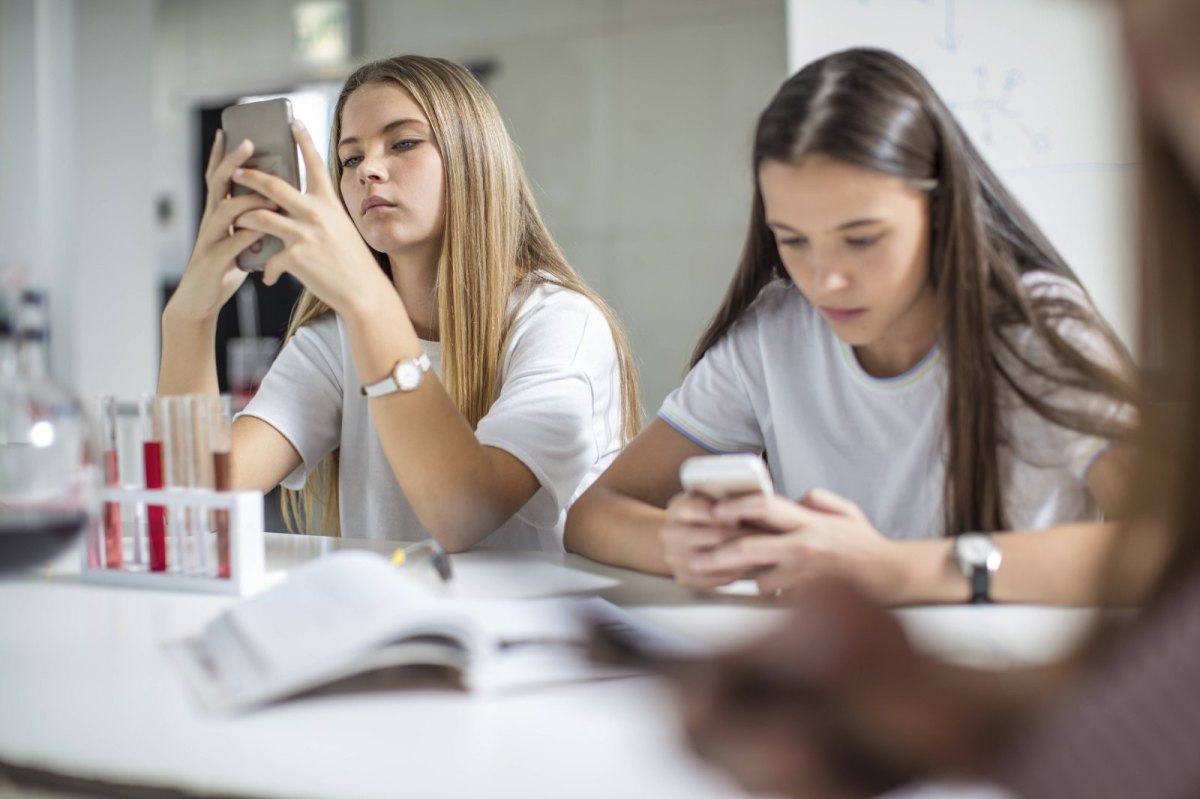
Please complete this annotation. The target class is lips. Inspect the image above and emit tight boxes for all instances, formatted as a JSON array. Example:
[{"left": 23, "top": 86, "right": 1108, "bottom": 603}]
[
  {"left": 361, "top": 196, "right": 397, "bottom": 215},
  {"left": 819, "top": 306, "right": 867, "bottom": 323}
]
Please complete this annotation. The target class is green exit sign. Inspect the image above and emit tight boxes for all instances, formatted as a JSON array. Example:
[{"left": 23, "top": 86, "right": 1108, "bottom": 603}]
[{"left": 292, "top": 1, "right": 353, "bottom": 66}]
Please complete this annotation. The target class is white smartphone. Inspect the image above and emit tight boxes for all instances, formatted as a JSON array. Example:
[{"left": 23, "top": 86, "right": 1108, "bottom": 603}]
[
  {"left": 220, "top": 98, "right": 301, "bottom": 272},
  {"left": 679, "top": 454, "right": 774, "bottom": 501}
]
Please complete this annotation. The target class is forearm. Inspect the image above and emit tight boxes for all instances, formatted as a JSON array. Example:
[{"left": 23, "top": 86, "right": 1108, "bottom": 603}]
[
  {"left": 888, "top": 522, "right": 1122, "bottom": 606},
  {"left": 341, "top": 290, "right": 535, "bottom": 551},
  {"left": 565, "top": 484, "right": 673, "bottom": 574},
  {"left": 990, "top": 522, "right": 1121, "bottom": 604},
  {"left": 158, "top": 309, "right": 219, "bottom": 396},
  {"left": 374, "top": 384, "right": 529, "bottom": 551}
]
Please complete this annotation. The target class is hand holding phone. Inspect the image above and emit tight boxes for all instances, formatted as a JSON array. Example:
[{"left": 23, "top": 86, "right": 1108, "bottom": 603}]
[
  {"left": 220, "top": 98, "right": 302, "bottom": 272},
  {"left": 680, "top": 454, "right": 774, "bottom": 501}
]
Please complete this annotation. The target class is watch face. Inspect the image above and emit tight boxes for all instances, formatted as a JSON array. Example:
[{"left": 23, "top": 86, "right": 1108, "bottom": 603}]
[
  {"left": 395, "top": 361, "right": 423, "bottom": 391},
  {"left": 958, "top": 534, "right": 994, "bottom": 567}
]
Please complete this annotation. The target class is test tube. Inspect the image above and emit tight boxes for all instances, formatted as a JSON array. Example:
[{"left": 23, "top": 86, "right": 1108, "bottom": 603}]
[
  {"left": 116, "top": 401, "right": 147, "bottom": 569},
  {"left": 161, "top": 396, "right": 194, "bottom": 573},
  {"left": 188, "top": 395, "right": 215, "bottom": 576},
  {"left": 139, "top": 394, "right": 167, "bottom": 571},
  {"left": 209, "top": 395, "right": 233, "bottom": 579},
  {"left": 98, "top": 395, "right": 123, "bottom": 569}
]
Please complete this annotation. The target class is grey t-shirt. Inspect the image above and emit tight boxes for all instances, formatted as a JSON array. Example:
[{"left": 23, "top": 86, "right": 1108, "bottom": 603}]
[
  {"left": 659, "top": 273, "right": 1126, "bottom": 538},
  {"left": 241, "top": 282, "right": 624, "bottom": 549}
]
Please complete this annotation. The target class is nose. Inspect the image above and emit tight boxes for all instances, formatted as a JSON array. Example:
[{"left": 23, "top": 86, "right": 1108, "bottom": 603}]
[
  {"left": 358, "top": 151, "right": 388, "bottom": 184},
  {"left": 813, "top": 259, "right": 850, "bottom": 293}
]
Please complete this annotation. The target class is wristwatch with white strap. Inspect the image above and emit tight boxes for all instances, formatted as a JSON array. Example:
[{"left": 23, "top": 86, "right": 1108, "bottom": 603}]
[{"left": 361, "top": 352, "right": 432, "bottom": 398}]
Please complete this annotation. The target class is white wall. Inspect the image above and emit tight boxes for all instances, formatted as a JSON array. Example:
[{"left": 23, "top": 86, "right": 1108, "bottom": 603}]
[
  {"left": 786, "top": 0, "right": 1137, "bottom": 347},
  {"left": 1, "top": 0, "right": 76, "bottom": 383},
  {"left": 73, "top": 0, "right": 158, "bottom": 399},
  {"left": 0, "top": 0, "right": 158, "bottom": 401}
]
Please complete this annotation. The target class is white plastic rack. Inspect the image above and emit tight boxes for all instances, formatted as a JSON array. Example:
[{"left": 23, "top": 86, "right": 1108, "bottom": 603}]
[{"left": 81, "top": 487, "right": 266, "bottom": 595}]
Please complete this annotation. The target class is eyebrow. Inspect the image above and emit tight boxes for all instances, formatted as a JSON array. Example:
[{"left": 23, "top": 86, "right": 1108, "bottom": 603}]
[
  {"left": 338, "top": 118, "right": 428, "bottom": 149},
  {"left": 768, "top": 218, "right": 886, "bottom": 234}
]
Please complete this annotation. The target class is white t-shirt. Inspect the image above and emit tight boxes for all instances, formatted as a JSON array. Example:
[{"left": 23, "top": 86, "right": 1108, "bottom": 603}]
[
  {"left": 241, "top": 281, "right": 624, "bottom": 550},
  {"left": 658, "top": 274, "right": 1126, "bottom": 539}
]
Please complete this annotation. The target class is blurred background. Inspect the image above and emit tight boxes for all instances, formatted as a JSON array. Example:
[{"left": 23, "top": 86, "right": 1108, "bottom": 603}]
[{"left": 0, "top": 0, "right": 1133, "bottom": 417}]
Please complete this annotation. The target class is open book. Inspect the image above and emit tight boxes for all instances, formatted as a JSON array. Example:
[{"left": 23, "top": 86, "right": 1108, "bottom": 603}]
[{"left": 167, "top": 550, "right": 703, "bottom": 714}]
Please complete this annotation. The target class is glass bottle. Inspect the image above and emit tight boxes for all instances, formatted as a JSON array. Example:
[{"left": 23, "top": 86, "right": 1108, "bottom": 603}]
[{"left": 0, "top": 288, "right": 99, "bottom": 572}]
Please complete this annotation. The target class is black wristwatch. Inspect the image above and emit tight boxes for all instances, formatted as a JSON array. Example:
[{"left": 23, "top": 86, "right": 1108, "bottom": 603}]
[{"left": 953, "top": 533, "right": 1002, "bottom": 604}]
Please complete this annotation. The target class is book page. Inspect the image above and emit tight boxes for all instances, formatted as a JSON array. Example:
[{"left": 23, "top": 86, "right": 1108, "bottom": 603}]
[
  {"left": 171, "top": 551, "right": 480, "bottom": 711},
  {"left": 168, "top": 555, "right": 712, "bottom": 712}
]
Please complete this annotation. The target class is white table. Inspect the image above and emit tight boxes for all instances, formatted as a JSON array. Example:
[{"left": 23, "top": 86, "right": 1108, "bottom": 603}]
[{"left": 0, "top": 534, "right": 1096, "bottom": 798}]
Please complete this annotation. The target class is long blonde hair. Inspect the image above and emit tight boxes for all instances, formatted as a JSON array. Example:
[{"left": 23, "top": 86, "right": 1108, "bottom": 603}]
[{"left": 282, "top": 55, "right": 642, "bottom": 534}]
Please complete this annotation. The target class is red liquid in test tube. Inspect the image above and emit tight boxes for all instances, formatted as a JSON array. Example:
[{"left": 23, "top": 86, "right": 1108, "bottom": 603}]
[
  {"left": 208, "top": 394, "right": 234, "bottom": 579},
  {"left": 213, "top": 450, "right": 232, "bottom": 578},
  {"left": 102, "top": 449, "right": 122, "bottom": 568},
  {"left": 99, "top": 396, "right": 123, "bottom": 569},
  {"left": 139, "top": 394, "right": 167, "bottom": 572},
  {"left": 144, "top": 440, "right": 166, "bottom": 571}
]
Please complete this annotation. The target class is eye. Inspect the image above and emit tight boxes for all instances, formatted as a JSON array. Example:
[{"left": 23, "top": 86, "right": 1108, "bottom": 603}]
[
  {"left": 846, "top": 233, "right": 884, "bottom": 249},
  {"left": 777, "top": 236, "right": 809, "bottom": 250},
  {"left": 392, "top": 139, "right": 420, "bottom": 152},
  {"left": 340, "top": 154, "right": 362, "bottom": 168}
]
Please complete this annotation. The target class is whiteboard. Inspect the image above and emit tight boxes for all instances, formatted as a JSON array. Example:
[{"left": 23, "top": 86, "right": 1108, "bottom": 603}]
[{"left": 786, "top": 0, "right": 1136, "bottom": 346}]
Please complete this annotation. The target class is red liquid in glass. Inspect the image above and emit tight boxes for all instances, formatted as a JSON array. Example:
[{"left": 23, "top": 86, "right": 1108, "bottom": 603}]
[
  {"left": 0, "top": 509, "right": 90, "bottom": 573},
  {"left": 144, "top": 440, "right": 167, "bottom": 572}
]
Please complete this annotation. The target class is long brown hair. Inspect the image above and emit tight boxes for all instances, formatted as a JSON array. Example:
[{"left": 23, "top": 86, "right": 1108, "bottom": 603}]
[
  {"left": 692, "top": 49, "right": 1137, "bottom": 537},
  {"left": 282, "top": 55, "right": 642, "bottom": 534}
]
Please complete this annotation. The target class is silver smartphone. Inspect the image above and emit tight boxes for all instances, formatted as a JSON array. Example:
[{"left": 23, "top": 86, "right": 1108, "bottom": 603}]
[
  {"left": 680, "top": 454, "right": 775, "bottom": 501},
  {"left": 220, "top": 98, "right": 301, "bottom": 272}
]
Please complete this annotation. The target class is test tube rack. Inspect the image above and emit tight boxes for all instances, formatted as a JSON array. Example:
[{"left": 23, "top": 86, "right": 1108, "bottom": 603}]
[{"left": 81, "top": 486, "right": 267, "bottom": 595}]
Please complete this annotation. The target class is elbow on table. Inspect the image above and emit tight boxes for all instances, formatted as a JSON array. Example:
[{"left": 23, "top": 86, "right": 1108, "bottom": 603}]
[
  {"left": 421, "top": 518, "right": 485, "bottom": 555},
  {"left": 417, "top": 502, "right": 514, "bottom": 554},
  {"left": 563, "top": 489, "right": 599, "bottom": 556}
]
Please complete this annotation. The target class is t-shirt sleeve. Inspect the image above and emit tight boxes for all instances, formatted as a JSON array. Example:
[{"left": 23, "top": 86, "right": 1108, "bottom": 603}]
[
  {"left": 237, "top": 316, "right": 343, "bottom": 491},
  {"left": 658, "top": 313, "right": 764, "bottom": 455},
  {"left": 1001, "top": 273, "right": 1136, "bottom": 481},
  {"left": 474, "top": 290, "right": 622, "bottom": 529}
]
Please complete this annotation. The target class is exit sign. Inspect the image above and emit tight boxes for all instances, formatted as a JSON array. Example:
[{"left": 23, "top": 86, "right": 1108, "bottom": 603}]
[{"left": 292, "top": 1, "right": 354, "bottom": 66}]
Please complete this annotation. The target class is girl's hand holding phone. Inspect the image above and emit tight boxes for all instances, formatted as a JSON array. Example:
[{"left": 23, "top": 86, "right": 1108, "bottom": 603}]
[
  {"left": 691, "top": 488, "right": 904, "bottom": 600},
  {"left": 167, "top": 131, "right": 276, "bottom": 325},
  {"left": 661, "top": 491, "right": 761, "bottom": 591},
  {"left": 229, "top": 121, "right": 394, "bottom": 317},
  {"left": 663, "top": 454, "right": 779, "bottom": 591}
]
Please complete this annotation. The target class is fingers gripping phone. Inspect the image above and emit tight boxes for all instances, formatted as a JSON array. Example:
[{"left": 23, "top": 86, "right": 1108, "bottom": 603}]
[
  {"left": 680, "top": 454, "right": 774, "bottom": 501},
  {"left": 220, "top": 98, "right": 302, "bottom": 272}
]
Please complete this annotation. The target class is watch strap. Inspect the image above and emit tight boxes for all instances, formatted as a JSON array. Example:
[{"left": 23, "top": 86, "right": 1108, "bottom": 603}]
[
  {"left": 361, "top": 352, "right": 431, "bottom": 397},
  {"left": 969, "top": 566, "right": 991, "bottom": 604}
]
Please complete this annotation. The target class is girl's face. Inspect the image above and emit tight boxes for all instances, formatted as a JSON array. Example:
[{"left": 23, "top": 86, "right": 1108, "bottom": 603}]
[
  {"left": 336, "top": 82, "right": 446, "bottom": 261},
  {"left": 759, "top": 154, "right": 935, "bottom": 359}
]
